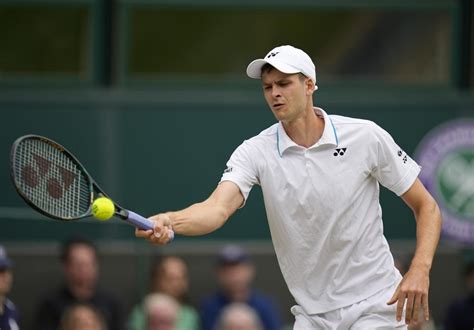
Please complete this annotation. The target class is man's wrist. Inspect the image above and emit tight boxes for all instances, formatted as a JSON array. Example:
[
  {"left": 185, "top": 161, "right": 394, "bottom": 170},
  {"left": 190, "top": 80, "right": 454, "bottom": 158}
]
[
  {"left": 165, "top": 212, "right": 175, "bottom": 229},
  {"left": 409, "top": 260, "right": 432, "bottom": 273}
]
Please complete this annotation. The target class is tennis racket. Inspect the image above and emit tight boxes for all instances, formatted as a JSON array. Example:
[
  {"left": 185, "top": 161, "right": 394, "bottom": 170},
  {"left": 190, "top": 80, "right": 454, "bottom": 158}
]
[{"left": 10, "top": 134, "right": 170, "bottom": 235}]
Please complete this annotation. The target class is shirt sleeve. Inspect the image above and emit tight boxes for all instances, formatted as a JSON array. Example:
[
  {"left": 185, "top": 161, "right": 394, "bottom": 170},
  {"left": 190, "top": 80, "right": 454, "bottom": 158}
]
[
  {"left": 220, "top": 141, "right": 259, "bottom": 203},
  {"left": 369, "top": 122, "right": 421, "bottom": 196}
]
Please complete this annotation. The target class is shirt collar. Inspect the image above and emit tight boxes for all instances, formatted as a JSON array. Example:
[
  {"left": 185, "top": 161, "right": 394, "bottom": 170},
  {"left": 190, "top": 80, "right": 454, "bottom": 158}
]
[{"left": 276, "top": 107, "right": 339, "bottom": 156}]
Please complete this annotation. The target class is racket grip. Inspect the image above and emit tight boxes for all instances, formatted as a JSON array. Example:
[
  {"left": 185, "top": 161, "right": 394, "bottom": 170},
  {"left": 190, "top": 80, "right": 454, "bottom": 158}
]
[
  {"left": 126, "top": 210, "right": 154, "bottom": 230},
  {"left": 126, "top": 211, "right": 175, "bottom": 241}
]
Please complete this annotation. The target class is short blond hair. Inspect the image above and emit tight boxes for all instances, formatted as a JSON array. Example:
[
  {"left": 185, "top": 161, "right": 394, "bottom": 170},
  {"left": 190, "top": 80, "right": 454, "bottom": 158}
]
[{"left": 216, "top": 303, "right": 263, "bottom": 330}]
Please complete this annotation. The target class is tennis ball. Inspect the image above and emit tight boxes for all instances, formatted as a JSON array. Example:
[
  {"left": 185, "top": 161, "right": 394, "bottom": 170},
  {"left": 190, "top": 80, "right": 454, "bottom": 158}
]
[{"left": 92, "top": 197, "right": 115, "bottom": 221}]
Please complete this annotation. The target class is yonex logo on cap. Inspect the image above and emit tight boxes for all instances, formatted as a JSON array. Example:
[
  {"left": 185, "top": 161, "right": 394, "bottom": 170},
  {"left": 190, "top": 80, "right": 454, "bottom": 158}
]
[{"left": 246, "top": 45, "right": 317, "bottom": 87}]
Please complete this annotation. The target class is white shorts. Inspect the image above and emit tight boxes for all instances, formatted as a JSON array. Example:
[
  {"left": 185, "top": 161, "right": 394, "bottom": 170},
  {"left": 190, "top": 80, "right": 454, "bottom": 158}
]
[{"left": 291, "top": 281, "right": 407, "bottom": 330}]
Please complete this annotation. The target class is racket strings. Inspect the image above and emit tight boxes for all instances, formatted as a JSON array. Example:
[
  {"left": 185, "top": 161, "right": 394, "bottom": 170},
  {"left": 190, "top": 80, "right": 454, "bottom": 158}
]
[{"left": 13, "top": 139, "right": 90, "bottom": 219}]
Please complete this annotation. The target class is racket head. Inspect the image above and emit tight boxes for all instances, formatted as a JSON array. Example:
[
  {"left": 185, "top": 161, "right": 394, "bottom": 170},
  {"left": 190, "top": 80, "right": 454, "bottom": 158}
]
[{"left": 10, "top": 135, "right": 95, "bottom": 221}]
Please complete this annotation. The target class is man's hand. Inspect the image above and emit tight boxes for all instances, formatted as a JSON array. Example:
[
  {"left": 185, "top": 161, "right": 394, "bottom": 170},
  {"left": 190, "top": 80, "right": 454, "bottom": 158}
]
[
  {"left": 134, "top": 213, "right": 174, "bottom": 245},
  {"left": 387, "top": 265, "right": 430, "bottom": 325}
]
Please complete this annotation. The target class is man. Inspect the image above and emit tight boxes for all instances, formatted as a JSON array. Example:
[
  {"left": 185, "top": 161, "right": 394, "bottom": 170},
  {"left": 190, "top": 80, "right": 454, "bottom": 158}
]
[
  {"left": 136, "top": 45, "right": 442, "bottom": 329},
  {"left": 216, "top": 303, "right": 263, "bottom": 330},
  {"left": 143, "top": 293, "right": 179, "bottom": 330},
  {"left": 0, "top": 245, "right": 19, "bottom": 330},
  {"left": 34, "top": 237, "right": 123, "bottom": 330},
  {"left": 59, "top": 303, "right": 107, "bottom": 330},
  {"left": 200, "top": 245, "right": 280, "bottom": 330},
  {"left": 128, "top": 256, "right": 200, "bottom": 330}
]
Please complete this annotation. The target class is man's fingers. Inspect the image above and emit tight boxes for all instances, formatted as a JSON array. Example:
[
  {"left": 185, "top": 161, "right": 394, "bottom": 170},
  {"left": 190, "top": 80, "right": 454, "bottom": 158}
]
[
  {"left": 422, "top": 294, "right": 430, "bottom": 321},
  {"left": 404, "top": 292, "right": 415, "bottom": 324},
  {"left": 145, "top": 225, "right": 174, "bottom": 245},
  {"left": 153, "top": 222, "right": 165, "bottom": 237},
  {"left": 387, "top": 285, "right": 400, "bottom": 305},
  {"left": 167, "top": 228, "right": 175, "bottom": 241},
  {"left": 412, "top": 293, "right": 422, "bottom": 323},
  {"left": 135, "top": 214, "right": 174, "bottom": 245},
  {"left": 396, "top": 292, "right": 406, "bottom": 322},
  {"left": 135, "top": 228, "right": 153, "bottom": 238}
]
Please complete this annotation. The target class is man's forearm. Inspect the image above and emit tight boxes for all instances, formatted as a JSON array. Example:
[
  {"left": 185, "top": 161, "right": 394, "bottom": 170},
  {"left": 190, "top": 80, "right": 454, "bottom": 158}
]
[
  {"left": 145, "top": 182, "right": 242, "bottom": 241},
  {"left": 410, "top": 200, "right": 442, "bottom": 271},
  {"left": 168, "top": 200, "right": 231, "bottom": 236}
]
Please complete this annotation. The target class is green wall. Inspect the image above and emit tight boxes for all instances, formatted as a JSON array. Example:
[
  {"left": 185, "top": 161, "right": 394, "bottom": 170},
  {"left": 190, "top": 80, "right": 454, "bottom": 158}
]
[{"left": 1, "top": 86, "right": 472, "bottom": 242}]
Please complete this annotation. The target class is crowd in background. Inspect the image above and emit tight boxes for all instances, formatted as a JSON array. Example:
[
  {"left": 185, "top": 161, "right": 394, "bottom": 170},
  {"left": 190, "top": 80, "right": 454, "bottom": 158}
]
[
  {"left": 0, "top": 239, "right": 280, "bottom": 330},
  {"left": 0, "top": 239, "right": 473, "bottom": 330}
]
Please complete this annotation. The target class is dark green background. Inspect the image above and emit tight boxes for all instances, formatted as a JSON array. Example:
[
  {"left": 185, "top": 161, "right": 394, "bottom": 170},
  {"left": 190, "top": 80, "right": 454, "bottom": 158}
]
[
  {"left": 0, "top": 0, "right": 472, "bottom": 242},
  {"left": 1, "top": 86, "right": 472, "bottom": 242}
]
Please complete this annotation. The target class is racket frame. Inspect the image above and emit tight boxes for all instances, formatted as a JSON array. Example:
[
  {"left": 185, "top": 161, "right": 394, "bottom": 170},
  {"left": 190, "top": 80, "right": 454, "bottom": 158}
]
[{"left": 11, "top": 134, "right": 137, "bottom": 222}]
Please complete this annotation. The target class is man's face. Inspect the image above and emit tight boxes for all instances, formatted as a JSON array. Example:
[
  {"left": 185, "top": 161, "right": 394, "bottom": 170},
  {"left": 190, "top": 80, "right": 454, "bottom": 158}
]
[
  {"left": 62, "top": 305, "right": 104, "bottom": 330},
  {"left": 155, "top": 258, "right": 189, "bottom": 299},
  {"left": 261, "top": 69, "right": 313, "bottom": 123},
  {"left": 0, "top": 268, "right": 12, "bottom": 296},
  {"left": 220, "top": 307, "right": 261, "bottom": 330},
  {"left": 147, "top": 305, "right": 177, "bottom": 330},
  {"left": 64, "top": 244, "right": 98, "bottom": 289},
  {"left": 217, "top": 263, "right": 254, "bottom": 301}
]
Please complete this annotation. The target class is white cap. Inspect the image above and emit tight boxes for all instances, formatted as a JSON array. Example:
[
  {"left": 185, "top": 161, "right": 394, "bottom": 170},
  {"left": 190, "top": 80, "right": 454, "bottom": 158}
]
[{"left": 246, "top": 45, "right": 317, "bottom": 86}]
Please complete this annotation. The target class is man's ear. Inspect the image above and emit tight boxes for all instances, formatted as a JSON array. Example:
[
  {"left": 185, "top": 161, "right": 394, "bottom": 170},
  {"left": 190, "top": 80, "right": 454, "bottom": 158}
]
[{"left": 306, "top": 78, "right": 316, "bottom": 95}]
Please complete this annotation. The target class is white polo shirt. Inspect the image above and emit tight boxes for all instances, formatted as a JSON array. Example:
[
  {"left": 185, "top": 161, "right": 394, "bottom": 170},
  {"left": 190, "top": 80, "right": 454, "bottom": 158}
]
[{"left": 220, "top": 108, "right": 421, "bottom": 314}]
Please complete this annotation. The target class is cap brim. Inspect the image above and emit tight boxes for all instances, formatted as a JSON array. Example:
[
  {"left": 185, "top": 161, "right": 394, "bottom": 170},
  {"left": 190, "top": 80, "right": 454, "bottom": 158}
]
[{"left": 246, "top": 58, "right": 300, "bottom": 79}]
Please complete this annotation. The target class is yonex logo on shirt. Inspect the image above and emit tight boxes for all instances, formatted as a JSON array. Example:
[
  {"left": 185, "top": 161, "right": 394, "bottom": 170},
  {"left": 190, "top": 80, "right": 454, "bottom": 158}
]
[
  {"left": 398, "top": 150, "right": 408, "bottom": 163},
  {"left": 333, "top": 148, "right": 347, "bottom": 156}
]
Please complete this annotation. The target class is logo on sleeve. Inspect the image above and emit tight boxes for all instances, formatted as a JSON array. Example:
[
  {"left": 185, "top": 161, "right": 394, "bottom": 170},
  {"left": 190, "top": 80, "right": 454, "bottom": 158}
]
[
  {"left": 398, "top": 150, "right": 408, "bottom": 163},
  {"left": 224, "top": 167, "right": 233, "bottom": 173}
]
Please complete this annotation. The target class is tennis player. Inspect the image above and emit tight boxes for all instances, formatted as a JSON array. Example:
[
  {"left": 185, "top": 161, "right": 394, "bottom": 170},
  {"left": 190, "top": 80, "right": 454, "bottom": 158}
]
[{"left": 136, "top": 45, "right": 442, "bottom": 329}]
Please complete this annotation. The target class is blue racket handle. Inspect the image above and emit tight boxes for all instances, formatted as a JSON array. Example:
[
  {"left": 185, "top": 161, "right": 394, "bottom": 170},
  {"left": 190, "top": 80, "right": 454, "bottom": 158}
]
[
  {"left": 126, "top": 210, "right": 175, "bottom": 240},
  {"left": 126, "top": 210, "right": 154, "bottom": 230}
]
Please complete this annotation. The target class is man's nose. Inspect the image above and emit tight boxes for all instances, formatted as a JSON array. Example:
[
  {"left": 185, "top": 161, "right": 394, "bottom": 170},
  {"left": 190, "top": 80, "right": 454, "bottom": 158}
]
[{"left": 271, "top": 85, "right": 281, "bottom": 98}]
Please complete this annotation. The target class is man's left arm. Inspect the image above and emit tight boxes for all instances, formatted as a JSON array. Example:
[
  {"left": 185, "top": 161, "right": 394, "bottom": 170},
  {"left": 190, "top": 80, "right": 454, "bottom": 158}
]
[{"left": 387, "top": 178, "right": 442, "bottom": 325}]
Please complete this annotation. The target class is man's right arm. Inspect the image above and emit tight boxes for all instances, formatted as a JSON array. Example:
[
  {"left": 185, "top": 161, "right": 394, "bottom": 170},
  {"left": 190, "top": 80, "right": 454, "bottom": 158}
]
[{"left": 135, "top": 181, "right": 244, "bottom": 244}]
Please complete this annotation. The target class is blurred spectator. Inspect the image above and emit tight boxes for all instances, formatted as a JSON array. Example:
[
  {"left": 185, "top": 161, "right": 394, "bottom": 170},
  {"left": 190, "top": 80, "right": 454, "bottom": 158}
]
[
  {"left": 0, "top": 245, "right": 19, "bottom": 330},
  {"left": 216, "top": 303, "right": 263, "bottom": 330},
  {"left": 444, "top": 260, "right": 474, "bottom": 330},
  {"left": 143, "top": 293, "right": 179, "bottom": 330},
  {"left": 34, "top": 237, "right": 124, "bottom": 330},
  {"left": 128, "top": 256, "right": 200, "bottom": 330},
  {"left": 59, "top": 303, "right": 107, "bottom": 330},
  {"left": 200, "top": 245, "right": 281, "bottom": 330}
]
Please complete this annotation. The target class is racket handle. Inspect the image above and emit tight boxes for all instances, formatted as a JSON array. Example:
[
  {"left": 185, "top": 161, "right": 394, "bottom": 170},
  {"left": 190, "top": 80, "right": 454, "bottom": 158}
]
[
  {"left": 126, "top": 210, "right": 154, "bottom": 230},
  {"left": 126, "top": 211, "right": 175, "bottom": 241}
]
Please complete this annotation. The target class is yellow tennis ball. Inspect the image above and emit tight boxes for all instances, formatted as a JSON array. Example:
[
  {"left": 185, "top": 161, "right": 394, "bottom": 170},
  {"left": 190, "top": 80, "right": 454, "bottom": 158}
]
[{"left": 92, "top": 197, "right": 115, "bottom": 221}]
